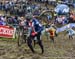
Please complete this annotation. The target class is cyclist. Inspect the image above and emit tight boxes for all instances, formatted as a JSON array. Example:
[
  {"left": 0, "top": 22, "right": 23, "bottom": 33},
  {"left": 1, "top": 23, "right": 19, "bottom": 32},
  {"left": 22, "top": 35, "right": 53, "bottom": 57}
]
[
  {"left": 25, "top": 16, "right": 44, "bottom": 54},
  {"left": 46, "top": 23, "right": 56, "bottom": 43}
]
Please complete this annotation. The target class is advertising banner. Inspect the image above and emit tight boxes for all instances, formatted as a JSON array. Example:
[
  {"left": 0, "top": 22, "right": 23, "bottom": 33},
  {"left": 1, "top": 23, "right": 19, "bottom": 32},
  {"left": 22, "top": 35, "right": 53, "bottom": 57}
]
[{"left": 0, "top": 25, "right": 16, "bottom": 38}]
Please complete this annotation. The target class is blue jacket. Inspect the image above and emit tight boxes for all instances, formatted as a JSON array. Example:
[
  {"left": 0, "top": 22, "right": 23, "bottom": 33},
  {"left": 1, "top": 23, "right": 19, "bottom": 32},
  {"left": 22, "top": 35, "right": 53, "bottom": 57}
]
[{"left": 32, "top": 18, "right": 43, "bottom": 33}]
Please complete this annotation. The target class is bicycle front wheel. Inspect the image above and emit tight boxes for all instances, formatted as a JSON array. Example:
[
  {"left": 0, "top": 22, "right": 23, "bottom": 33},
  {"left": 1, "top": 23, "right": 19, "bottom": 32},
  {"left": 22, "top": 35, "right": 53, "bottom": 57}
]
[{"left": 17, "top": 31, "right": 23, "bottom": 46}]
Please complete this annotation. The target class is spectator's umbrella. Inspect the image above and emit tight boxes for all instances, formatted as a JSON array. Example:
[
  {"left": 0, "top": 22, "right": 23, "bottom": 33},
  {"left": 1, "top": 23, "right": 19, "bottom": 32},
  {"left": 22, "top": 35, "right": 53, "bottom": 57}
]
[{"left": 54, "top": 4, "right": 69, "bottom": 15}]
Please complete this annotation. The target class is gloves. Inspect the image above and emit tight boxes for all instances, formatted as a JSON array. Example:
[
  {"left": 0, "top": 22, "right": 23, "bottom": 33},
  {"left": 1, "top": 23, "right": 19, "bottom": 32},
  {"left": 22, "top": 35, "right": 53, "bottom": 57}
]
[{"left": 31, "top": 32, "right": 37, "bottom": 36}]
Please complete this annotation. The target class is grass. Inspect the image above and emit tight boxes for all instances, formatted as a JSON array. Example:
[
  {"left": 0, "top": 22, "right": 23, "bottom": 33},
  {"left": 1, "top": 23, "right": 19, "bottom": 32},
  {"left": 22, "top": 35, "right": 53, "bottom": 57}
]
[{"left": 0, "top": 37, "right": 17, "bottom": 42}]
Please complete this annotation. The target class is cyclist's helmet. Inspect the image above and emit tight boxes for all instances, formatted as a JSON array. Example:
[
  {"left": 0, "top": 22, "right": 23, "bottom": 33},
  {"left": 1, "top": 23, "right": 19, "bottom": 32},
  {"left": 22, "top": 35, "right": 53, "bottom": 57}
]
[{"left": 26, "top": 15, "right": 32, "bottom": 21}]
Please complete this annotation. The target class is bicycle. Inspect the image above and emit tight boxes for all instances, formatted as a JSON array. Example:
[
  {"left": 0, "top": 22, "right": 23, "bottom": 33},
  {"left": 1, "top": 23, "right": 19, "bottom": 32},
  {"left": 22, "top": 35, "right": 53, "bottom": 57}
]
[
  {"left": 17, "top": 26, "right": 31, "bottom": 46},
  {"left": 6, "top": 23, "right": 26, "bottom": 46}
]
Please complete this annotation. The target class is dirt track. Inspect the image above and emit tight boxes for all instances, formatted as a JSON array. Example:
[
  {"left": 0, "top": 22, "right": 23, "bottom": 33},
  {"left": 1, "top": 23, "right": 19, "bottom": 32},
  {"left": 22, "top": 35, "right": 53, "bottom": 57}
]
[{"left": 0, "top": 34, "right": 75, "bottom": 59}]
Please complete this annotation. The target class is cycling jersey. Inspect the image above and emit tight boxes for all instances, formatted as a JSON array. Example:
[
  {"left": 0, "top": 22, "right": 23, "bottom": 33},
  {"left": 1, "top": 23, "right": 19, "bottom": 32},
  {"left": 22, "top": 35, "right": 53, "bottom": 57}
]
[
  {"left": 32, "top": 18, "right": 43, "bottom": 33},
  {"left": 48, "top": 27, "right": 56, "bottom": 37}
]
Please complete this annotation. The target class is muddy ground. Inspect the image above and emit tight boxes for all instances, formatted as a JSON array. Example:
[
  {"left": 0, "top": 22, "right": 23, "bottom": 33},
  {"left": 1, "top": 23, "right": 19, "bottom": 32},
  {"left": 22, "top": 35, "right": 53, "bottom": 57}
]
[{"left": 0, "top": 33, "right": 75, "bottom": 59}]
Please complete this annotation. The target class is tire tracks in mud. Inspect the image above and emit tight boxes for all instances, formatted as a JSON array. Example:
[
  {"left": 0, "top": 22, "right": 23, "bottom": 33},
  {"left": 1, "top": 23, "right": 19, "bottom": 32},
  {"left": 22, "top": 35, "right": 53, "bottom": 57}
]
[{"left": 0, "top": 34, "right": 75, "bottom": 59}]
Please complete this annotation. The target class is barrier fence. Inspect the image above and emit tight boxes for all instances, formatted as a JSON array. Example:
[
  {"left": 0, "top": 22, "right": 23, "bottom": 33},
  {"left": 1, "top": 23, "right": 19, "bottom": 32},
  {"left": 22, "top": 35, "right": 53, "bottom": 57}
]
[{"left": 56, "top": 23, "right": 75, "bottom": 33}]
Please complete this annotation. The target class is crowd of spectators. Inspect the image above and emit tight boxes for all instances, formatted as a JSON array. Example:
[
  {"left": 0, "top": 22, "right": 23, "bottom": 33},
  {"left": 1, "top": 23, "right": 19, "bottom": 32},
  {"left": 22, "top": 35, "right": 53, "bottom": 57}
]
[
  {"left": 0, "top": 15, "right": 19, "bottom": 26},
  {"left": 0, "top": 0, "right": 42, "bottom": 16},
  {"left": 0, "top": 0, "right": 75, "bottom": 27}
]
